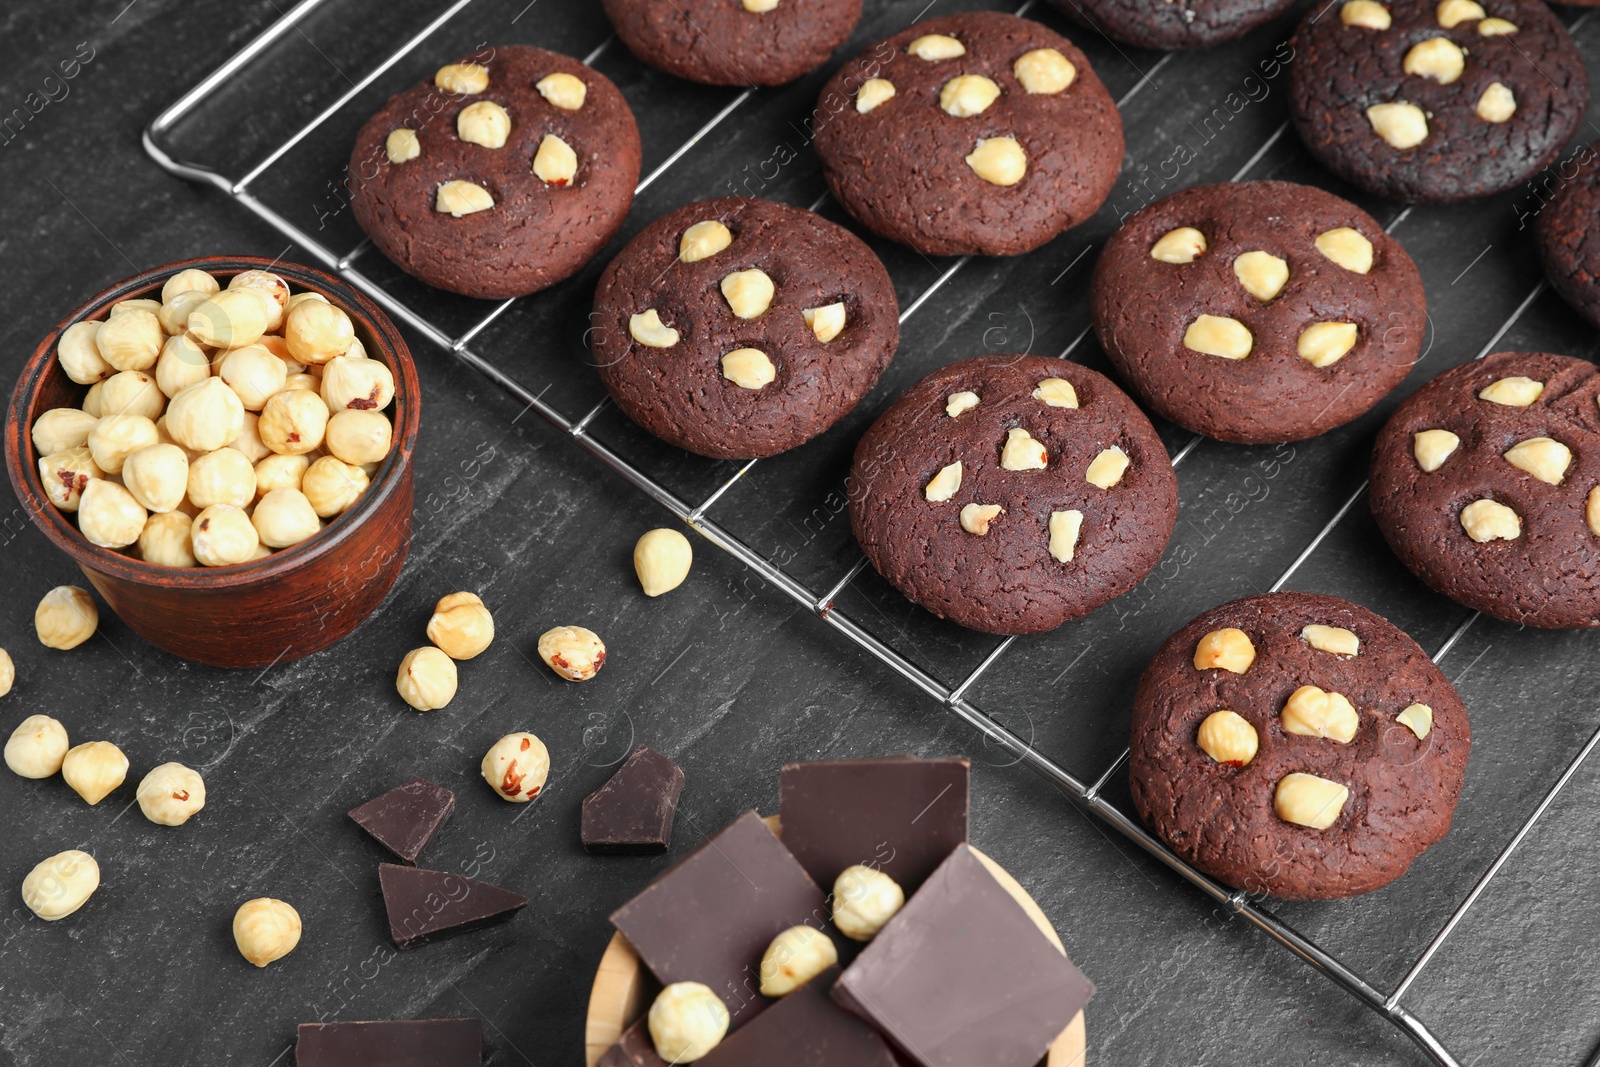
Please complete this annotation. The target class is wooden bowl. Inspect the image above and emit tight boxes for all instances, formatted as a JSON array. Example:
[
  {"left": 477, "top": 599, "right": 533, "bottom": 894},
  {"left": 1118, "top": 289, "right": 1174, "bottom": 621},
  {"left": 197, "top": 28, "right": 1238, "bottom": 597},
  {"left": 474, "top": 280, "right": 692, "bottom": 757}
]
[
  {"left": 584, "top": 817, "right": 1086, "bottom": 1067},
  {"left": 4, "top": 256, "right": 421, "bottom": 668}
]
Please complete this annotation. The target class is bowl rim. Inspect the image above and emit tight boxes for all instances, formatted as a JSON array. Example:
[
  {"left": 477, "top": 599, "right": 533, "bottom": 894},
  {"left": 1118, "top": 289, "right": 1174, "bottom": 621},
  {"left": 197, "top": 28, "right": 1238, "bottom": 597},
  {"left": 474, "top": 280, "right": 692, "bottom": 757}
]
[{"left": 5, "top": 254, "right": 421, "bottom": 590}]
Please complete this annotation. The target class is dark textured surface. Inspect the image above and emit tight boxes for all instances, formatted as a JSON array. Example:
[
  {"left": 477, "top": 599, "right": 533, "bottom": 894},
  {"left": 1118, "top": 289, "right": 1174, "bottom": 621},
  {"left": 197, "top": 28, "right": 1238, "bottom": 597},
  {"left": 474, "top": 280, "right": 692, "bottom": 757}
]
[
  {"left": 1092, "top": 180, "right": 1426, "bottom": 443},
  {"left": 1050, "top": 0, "right": 1300, "bottom": 50},
  {"left": 814, "top": 11, "right": 1124, "bottom": 255},
  {"left": 1536, "top": 143, "right": 1600, "bottom": 329},
  {"left": 603, "top": 0, "right": 864, "bottom": 86}
]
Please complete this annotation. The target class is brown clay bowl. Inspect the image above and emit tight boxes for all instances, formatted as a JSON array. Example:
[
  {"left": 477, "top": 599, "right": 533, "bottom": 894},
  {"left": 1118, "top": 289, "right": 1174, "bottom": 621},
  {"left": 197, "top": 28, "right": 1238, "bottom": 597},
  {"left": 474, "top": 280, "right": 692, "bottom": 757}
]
[{"left": 5, "top": 255, "right": 421, "bottom": 669}]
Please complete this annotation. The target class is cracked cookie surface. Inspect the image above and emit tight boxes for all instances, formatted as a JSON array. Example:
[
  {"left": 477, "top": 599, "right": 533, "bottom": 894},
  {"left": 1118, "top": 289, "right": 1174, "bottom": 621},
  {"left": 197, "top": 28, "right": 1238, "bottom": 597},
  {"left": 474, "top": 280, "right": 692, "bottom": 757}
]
[
  {"left": 603, "top": 0, "right": 862, "bottom": 86},
  {"left": 1047, "top": 0, "right": 1298, "bottom": 50}
]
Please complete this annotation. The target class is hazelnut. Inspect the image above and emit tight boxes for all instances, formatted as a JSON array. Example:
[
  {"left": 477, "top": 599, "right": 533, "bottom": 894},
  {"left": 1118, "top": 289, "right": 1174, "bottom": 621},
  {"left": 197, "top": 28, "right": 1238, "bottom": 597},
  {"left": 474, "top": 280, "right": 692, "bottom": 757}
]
[
  {"left": 633, "top": 530, "right": 693, "bottom": 597},
  {"left": 165, "top": 378, "right": 246, "bottom": 453},
  {"left": 1282, "top": 685, "right": 1360, "bottom": 743},
  {"left": 802, "top": 302, "right": 846, "bottom": 343},
  {"left": 1391, "top": 702, "right": 1434, "bottom": 741},
  {"left": 946, "top": 391, "right": 980, "bottom": 416},
  {"left": 5, "top": 715, "right": 69, "bottom": 778},
  {"left": 253, "top": 488, "right": 321, "bottom": 549},
  {"left": 959, "top": 502, "right": 1003, "bottom": 535},
  {"left": 33, "top": 408, "right": 99, "bottom": 456},
  {"left": 320, "top": 355, "right": 394, "bottom": 413},
  {"left": 192, "top": 504, "right": 261, "bottom": 566},
  {"left": 435, "top": 62, "right": 489, "bottom": 94},
  {"left": 1341, "top": 0, "right": 1392, "bottom": 27},
  {"left": 259, "top": 390, "right": 330, "bottom": 455},
  {"left": 679, "top": 219, "right": 733, "bottom": 262},
  {"left": 0, "top": 649, "right": 11, "bottom": 698},
  {"left": 188, "top": 447, "right": 257, "bottom": 509},
  {"left": 396, "top": 646, "right": 458, "bottom": 711},
  {"left": 386, "top": 128, "right": 420, "bottom": 164},
  {"left": 1233, "top": 250, "right": 1289, "bottom": 302},
  {"left": 61, "top": 740, "right": 128, "bottom": 804},
  {"left": 282, "top": 372, "right": 320, "bottom": 393},
  {"left": 1298, "top": 322, "right": 1359, "bottom": 368},
  {"left": 1460, "top": 498, "right": 1520, "bottom": 542},
  {"left": 759, "top": 925, "right": 838, "bottom": 997},
  {"left": 538, "top": 625, "right": 606, "bottom": 681},
  {"left": 1183, "top": 315, "right": 1252, "bottom": 360},
  {"left": 1085, "top": 445, "right": 1130, "bottom": 489},
  {"left": 301, "top": 455, "right": 368, "bottom": 517},
  {"left": 1478, "top": 17, "right": 1517, "bottom": 34},
  {"left": 742, "top": 0, "right": 779, "bottom": 9},
  {"left": 1315, "top": 227, "right": 1374, "bottom": 274},
  {"left": 1048, "top": 509, "right": 1084, "bottom": 563},
  {"left": 426, "top": 591, "right": 496, "bottom": 659},
  {"left": 78, "top": 479, "right": 148, "bottom": 549},
  {"left": 1033, "top": 377, "right": 1078, "bottom": 408},
  {"left": 435, "top": 179, "right": 495, "bottom": 216},
  {"left": 232, "top": 898, "right": 302, "bottom": 967},
  {"left": 98, "top": 370, "right": 165, "bottom": 421},
  {"left": 924, "top": 461, "right": 963, "bottom": 502},
  {"left": 22, "top": 850, "right": 100, "bottom": 921},
  {"left": 82, "top": 381, "right": 106, "bottom": 418},
  {"left": 855, "top": 77, "right": 896, "bottom": 113},
  {"left": 230, "top": 412, "right": 273, "bottom": 465},
  {"left": 325, "top": 409, "right": 393, "bottom": 466},
  {"left": 832, "top": 865, "right": 905, "bottom": 941},
  {"left": 1504, "top": 436, "right": 1571, "bottom": 485},
  {"left": 1302, "top": 624, "right": 1360, "bottom": 656},
  {"left": 38, "top": 446, "right": 102, "bottom": 512},
  {"left": 1150, "top": 227, "right": 1207, "bottom": 264},
  {"left": 1196, "top": 709, "right": 1259, "bottom": 767},
  {"left": 630, "top": 309, "right": 680, "bottom": 348},
  {"left": 219, "top": 345, "right": 288, "bottom": 410},
  {"left": 36, "top": 586, "right": 97, "bottom": 650},
  {"left": 532, "top": 134, "right": 578, "bottom": 186},
  {"left": 1413, "top": 428, "right": 1460, "bottom": 472},
  {"left": 1275, "top": 773, "right": 1349, "bottom": 829},
  {"left": 111, "top": 298, "right": 162, "bottom": 317},
  {"left": 139, "top": 512, "right": 197, "bottom": 568},
  {"left": 158, "top": 291, "right": 210, "bottom": 336},
  {"left": 939, "top": 74, "right": 1001, "bottom": 117},
  {"left": 1476, "top": 82, "right": 1516, "bottom": 123},
  {"left": 1000, "top": 427, "right": 1048, "bottom": 471},
  {"left": 721, "top": 347, "right": 776, "bottom": 390},
  {"left": 256, "top": 453, "right": 311, "bottom": 498},
  {"left": 720, "top": 269, "right": 776, "bottom": 319},
  {"left": 156, "top": 333, "right": 213, "bottom": 398},
  {"left": 481, "top": 731, "right": 550, "bottom": 801},
  {"left": 87, "top": 413, "right": 159, "bottom": 474},
  {"left": 1367, "top": 102, "right": 1429, "bottom": 149},
  {"left": 648, "top": 982, "right": 729, "bottom": 1063},
  {"left": 162, "top": 268, "right": 220, "bottom": 304},
  {"left": 907, "top": 33, "right": 965, "bottom": 60},
  {"left": 285, "top": 300, "right": 355, "bottom": 366},
  {"left": 122, "top": 443, "right": 190, "bottom": 513},
  {"left": 1479, "top": 376, "right": 1542, "bottom": 406},
  {"left": 1403, "top": 37, "right": 1465, "bottom": 84},
  {"left": 228, "top": 271, "right": 291, "bottom": 331},
  {"left": 1193, "top": 627, "right": 1255, "bottom": 673},
  {"left": 96, "top": 308, "right": 163, "bottom": 372},
  {"left": 136, "top": 761, "right": 206, "bottom": 826},
  {"left": 1436, "top": 0, "right": 1485, "bottom": 26},
  {"left": 536, "top": 72, "right": 587, "bottom": 110},
  {"left": 188, "top": 289, "right": 271, "bottom": 348},
  {"left": 1588, "top": 486, "right": 1600, "bottom": 537},
  {"left": 965, "top": 136, "right": 1027, "bottom": 187},
  {"left": 58, "top": 321, "right": 112, "bottom": 385},
  {"left": 457, "top": 100, "right": 512, "bottom": 149},
  {"left": 1014, "top": 47, "right": 1076, "bottom": 94}
]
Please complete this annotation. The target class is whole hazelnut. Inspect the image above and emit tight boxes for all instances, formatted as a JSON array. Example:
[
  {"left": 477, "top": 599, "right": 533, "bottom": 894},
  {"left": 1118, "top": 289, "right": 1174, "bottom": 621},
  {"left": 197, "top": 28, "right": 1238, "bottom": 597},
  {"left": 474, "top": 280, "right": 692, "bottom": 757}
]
[
  {"left": 5, "top": 714, "right": 69, "bottom": 778},
  {"left": 759, "top": 925, "right": 838, "bottom": 997},
  {"left": 188, "top": 289, "right": 271, "bottom": 348},
  {"left": 251, "top": 488, "right": 321, "bottom": 549},
  {"left": 0, "top": 648, "right": 12, "bottom": 698},
  {"left": 300, "top": 455, "right": 368, "bottom": 517},
  {"left": 22, "top": 850, "right": 100, "bottom": 921},
  {"left": 162, "top": 268, "right": 221, "bottom": 303},
  {"left": 537, "top": 625, "right": 606, "bottom": 681},
  {"left": 98, "top": 369, "right": 166, "bottom": 421},
  {"left": 227, "top": 270, "right": 291, "bottom": 331},
  {"left": 258, "top": 390, "right": 330, "bottom": 456},
  {"left": 61, "top": 740, "right": 129, "bottom": 805},
  {"left": 138, "top": 512, "right": 197, "bottom": 568},
  {"left": 191, "top": 504, "right": 261, "bottom": 567},
  {"left": 121, "top": 443, "right": 190, "bottom": 514},
  {"left": 57, "top": 321, "right": 113, "bottom": 385},
  {"left": 87, "top": 413, "right": 160, "bottom": 474},
  {"left": 166, "top": 378, "right": 247, "bottom": 453},
  {"left": 77, "top": 479, "right": 148, "bottom": 549},
  {"left": 396, "top": 646, "right": 458, "bottom": 711},
  {"left": 324, "top": 409, "right": 393, "bottom": 466},
  {"left": 36, "top": 586, "right": 98, "bottom": 650},
  {"left": 648, "top": 982, "right": 729, "bottom": 1063},
  {"left": 232, "top": 897, "right": 302, "bottom": 967},
  {"left": 136, "top": 762, "right": 206, "bottom": 825},
  {"left": 218, "top": 344, "right": 288, "bottom": 411},
  {"left": 230, "top": 411, "right": 273, "bottom": 464},
  {"left": 426, "top": 592, "right": 495, "bottom": 660},
  {"left": 32, "top": 408, "right": 100, "bottom": 456},
  {"left": 96, "top": 308, "right": 163, "bottom": 372},
  {"left": 285, "top": 299, "right": 355, "bottom": 365},
  {"left": 480, "top": 731, "right": 550, "bottom": 802},
  {"left": 634, "top": 529, "right": 693, "bottom": 597},
  {"left": 320, "top": 355, "right": 395, "bottom": 413},
  {"left": 255, "top": 453, "right": 312, "bottom": 498},
  {"left": 832, "top": 865, "right": 905, "bottom": 941}
]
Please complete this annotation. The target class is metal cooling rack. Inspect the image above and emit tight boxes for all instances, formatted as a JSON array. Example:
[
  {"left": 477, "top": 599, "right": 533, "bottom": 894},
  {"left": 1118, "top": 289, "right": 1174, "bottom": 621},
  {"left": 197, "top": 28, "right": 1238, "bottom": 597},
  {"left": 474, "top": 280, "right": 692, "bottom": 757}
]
[{"left": 142, "top": 1, "right": 1600, "bottom": 1063}]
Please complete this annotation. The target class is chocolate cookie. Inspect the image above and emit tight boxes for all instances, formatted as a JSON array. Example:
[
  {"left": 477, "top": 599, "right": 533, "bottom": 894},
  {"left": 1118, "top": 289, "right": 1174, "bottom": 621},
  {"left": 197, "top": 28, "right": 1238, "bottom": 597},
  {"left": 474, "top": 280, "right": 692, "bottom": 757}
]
[
  {"left": 850, "top": 355, "right": 1178, "bottom": 635},
  {"left": 1129, "top": 592, "right": 1471, "bottom": 900},
  {"left": 1370, "top": 351, "right": 1600, "bottom": 628},
  {"left": 592, "top": 196, "right": 899, "bottom": 460},
  {"left": 602, "top": 0, "right": 862, "bottom": 86},
  {"left": 1091, "top": 180, "right": 1426, "bottom": 444},
  {"left": 348, "top": 45, "right": 640, "bottom": 299},
  {"left": 812, "top": 12, "right": 1123, "bottom": 257},
  {"left": 1288, "top": 0, "right": 1586, "bottom": 202},
  {"left": 1534, "top": 145, "right": 1600, "bottom": 331},
  {"left": 1047, "top": 0, "right": 1298, "bottom": 50}
]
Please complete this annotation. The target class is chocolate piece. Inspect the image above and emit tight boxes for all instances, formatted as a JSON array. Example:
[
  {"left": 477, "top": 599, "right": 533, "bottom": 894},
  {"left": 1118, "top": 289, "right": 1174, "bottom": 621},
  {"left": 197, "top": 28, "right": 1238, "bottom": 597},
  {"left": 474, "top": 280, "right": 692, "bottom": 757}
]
[
  {"left": 610, "top": 809, "right": 833, "bottom": 1028},
  {"left": 832, "top": 845, "right": 1093, "bottom": 1067},
  {"left": 582, "top": 745, "right": 685, "bottom": 855},
  {"left": 378, "top": 863, "right": 527, "bottom": 949},
  {"left": 779, "top": 757, "right": 969, "bottom": 893},
  {"left": 698, "top": 966, "right": 896, "bottom": 1067},
  {"left": 348, "top": 778, "right": 455, "bottom": 865},
  {"left": 597, "top": 1020, "right": 669, "bottom": 1067},
  {"left": 295, "top": 1018, "right": 481, "bottom": 1065}
]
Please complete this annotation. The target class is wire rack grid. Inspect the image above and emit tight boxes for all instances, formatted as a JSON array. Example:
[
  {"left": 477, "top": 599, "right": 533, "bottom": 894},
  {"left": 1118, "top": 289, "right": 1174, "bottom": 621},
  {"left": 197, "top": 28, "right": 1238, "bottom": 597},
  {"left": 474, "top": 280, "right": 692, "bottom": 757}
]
[{"left": 141, "top": 1, "right": 1600, "bottom": 1063}]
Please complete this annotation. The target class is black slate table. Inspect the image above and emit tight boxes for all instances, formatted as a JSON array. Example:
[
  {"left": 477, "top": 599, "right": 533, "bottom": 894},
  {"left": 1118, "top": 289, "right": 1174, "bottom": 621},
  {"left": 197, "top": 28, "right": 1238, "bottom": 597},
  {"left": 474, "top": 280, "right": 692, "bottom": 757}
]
[{"left": 2, "top": 1, "right": 1600, "bottom": 1065}]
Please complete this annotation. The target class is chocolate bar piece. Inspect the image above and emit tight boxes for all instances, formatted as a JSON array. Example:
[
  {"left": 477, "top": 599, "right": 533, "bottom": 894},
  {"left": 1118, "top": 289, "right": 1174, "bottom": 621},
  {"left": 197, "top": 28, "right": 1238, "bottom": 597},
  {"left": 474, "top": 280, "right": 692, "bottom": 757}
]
[
  {"left": 698, "top": 966, "right": 896, "bottom": 1067},
  {"left": 610, "top": 809, "right": 832, "bottom": 1028},
  {"left": 831, "top": 845, "right": 1093, "bottom": 1067},
  {"left": 779, "top": 757, "right": 968, "bottom": 892},
  {"left": 379, "top": 863, "right": 527, "bottom": 949},
  {"left": 582, "top": 745, "right": 685, "bottom": 854},
  {"left": 597, "top": 1019, "right": 669, "bottom": 1067},
  {"left": 295, "top": 1018, "right": 481, "bottom": 1065},
  {"left": 348, "top": 778, "right": 455, "bottom": 865}
]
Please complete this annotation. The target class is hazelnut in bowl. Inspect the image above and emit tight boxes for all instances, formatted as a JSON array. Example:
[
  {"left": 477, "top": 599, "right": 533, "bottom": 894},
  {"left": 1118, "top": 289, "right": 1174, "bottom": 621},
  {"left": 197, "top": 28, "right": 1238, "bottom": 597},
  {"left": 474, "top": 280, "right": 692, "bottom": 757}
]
[{"left": 5, "top": 256, "right": 420, "bottom": 668}]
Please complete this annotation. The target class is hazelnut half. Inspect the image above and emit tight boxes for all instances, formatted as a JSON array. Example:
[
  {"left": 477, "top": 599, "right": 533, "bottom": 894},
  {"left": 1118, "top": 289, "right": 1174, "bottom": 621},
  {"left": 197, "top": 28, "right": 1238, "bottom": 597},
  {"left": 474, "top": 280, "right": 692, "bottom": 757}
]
[
  {"left": 1274, "top": 773, "right": 1349, "bottom": 829},
  {"left": 1193, "top": 627, "right": 1254, "bottom": 673},
  {"left": 1048, "top": 509, "right": 1084, "bottom": 563},
  {"left": 538, "top": 625, "right": 606, "bottom": 681},
  {"left": 1196, "top": 709, "right": 1258, "bottom": 767},
  {"left": 1281, "top": 685, "right": 1360, "bottom": 743}
]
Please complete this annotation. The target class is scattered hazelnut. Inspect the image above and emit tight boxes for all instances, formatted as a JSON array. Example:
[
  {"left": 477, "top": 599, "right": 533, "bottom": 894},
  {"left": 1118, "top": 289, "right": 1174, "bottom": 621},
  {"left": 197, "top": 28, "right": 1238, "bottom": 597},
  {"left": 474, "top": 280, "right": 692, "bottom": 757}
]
[
  {"left": 77, "top": 479, "right": 148, "bottom": 549},
  {"left": 1281, "top": 685, "right": 1360, "bottom": 743},
  {"left": 228, "top": 271, "right": 291, "bottom": 331},
  {"left": 87, "top": 413, "right": 159, "bottom": 475},
  {"left": 855, "top": 78, "right": 896, "bottom": 113},
  {"left": 457, "top": 100, "right": 512, "bottom": 149},
  {"left": 1460, "top": 498, "right": 1520, "bottom": 542},
  {"left": 1403, "top": 37, "right": 1465, "bottom": 84},
  {"left": 36, "top": 586, "right": 97, "bottom": 650},
  {"left": 57, "top": 321, "right": 112, "bottom": 385},
  {"left": 1476, "top": 82, "right": 1516, "bottom": 123},
  {"left": 1367, "top": 102, "right": 1428, "bottom": 149},
  {"left": 1504, "top": 436, "right": 1571, "bottom": 485},
  {"left": 532, "top": 134, "right": 578, "bottom": 186},
  {"left": 426, "top": 591, "right": 496, "bottom": 659},
  {"left": 1000, "top": 427, "right": 1048, "bottom": 471},
  {"left": 258, "top": 390, "right": 330, "bottom": 455},
  {"left": 1302, "top": 624, "right": 1360, "bottom": 656},
  {"left": 648, "top": 982, "right": 729, "bottom": 1063},
  {"left": 832, "top": 865, "right": 905, "bottom": 941},
  {"left": 1436, "top": 0, "right": 1485, "bottom": 26},
  {"left": 1233, "top": 250, "right": 1289, "bottom": 302},
  {"left": 188, "top": 447, "right": 257, "bottom": 510},
  {"left": 285, "top": 300, "right": 356, "bottom": 366},
  {"left": 156, "top": 333, "right": 212, "bottom": 398},
  {"left": 959, "top": 502, "right": 1003, "bottom": 535},
  {"left": 161, "top": 268, "right": 220, "bottom": 304},
  {"left": 98, "top": 369, "right": 165, "bottom": 421},
  {"left": 139, "top": 512, "right": 196, "bottom": 568},
  {"left": 188, "top": 289, "right": 271, "bottom": 348},
  {"left": 802, "top": 302, "right": 846, "bottom": 343},
  {"left": 396, "top": 646, "right": 458, "bottom": 711},
  {"left": 253, "top": 488, "right": 321, "bottom": 549},
  {"left": 1048, "top": 509, "right": 1084, "bottom": 563},
  {"left": 219, "top": 344, "right": 288, "bottom": 410},
  {"left": 965, "top": 137, "right": 1027, "bottom": 187},
  {"left": 907, "top": 33, "right": 965, "bottom": 60},
  {"left": 0, "top": 649, "right": 11, "bottom": 699},
  {"left": 38, "top": 447, "right": 101, "bottom": 512},
  {"left": 33, "top": 408, "right": 100, "bottom": 456},
  {"left": 301, "top": 455, "right": 368, "bottom": 517},
  {"left": 720, "top": 269, "right": 776, "bottom": 319},
  {"left": 1274, "top": 773, "right": 1349, "bottom": 829},
  {"left": 233, "top": 898, "right": 302, "bottom": 967},
  {"left": 940, "top": 74, "right": 1001, "bottom": 117},
  {"left": 166, "top": 378, "right": 247, "bottom": 453},
  {"left": 122, "top": 443, "right": 190, "bottom": 513},
  {"left": 924, "top": 461, "right": 963, "bottom": 502},
  {"left": 1413, "top": 428, "right": 1460, "bottom": 472},
  {"left": 1341, "top": 0, "right": 1393, "bottom": 27},
  {"left": 1298, "top": 322, "right": 1359, "bottom": 368},
  {"left": 1150, "top": 227, "right": 1207, "bottom": 264},
  {"left": 1014, "top": 47, "right": 1075, "bottom": 93},
  {"left": 481, "top": 731, "right": 550, "bottom": 801},
  {"left": 633, "top": 530, "right": 693, "bottom": 597},
  {"left": 630, "top": 309, "right": 680, "bottom": 348},
  {"left": 320, "top": 355, "right": 394, "bottom": 413},
  {"left": 537, "top": 625, "right": 606, "bottom": 681},
  {"left": 1196, "top": 709, "right": 1259, "bottom": 767},
  {"left": 679, "top": 219, "right": 733, "bottom": 262},
  {"left": 1033, "top": 377, "right": 1078, "bottom": 408},
  {"left": 1183, "top": 314, "right": 1252, "bottom": 360},
  {"left": 61, "top": 740, "right": 129, "bottom": 804},
  {"left": 1478, "top": 17, "right": 1517, "bottom": 34},
  {"left": 1588, "top": 486, "right": 1600, "bottom": 537},
  {"left": 946, "top": 391, "right": 980, "bottom": 416},
  {"left": 325, "top": 409, "right": 393, "bottom": 465},
  {"left": 435, "top": 179, "right": 495, "bottom": 216},
  {"left": 136, "top": 762, "right": 206, "bottom": 826},
  {"left": 191, "top": 504, "right": 261, "bottom": 566},
  {"left": 721, "top": 347, "right": 776, "bottom": 390},
  {"left": 536, "top": 72, "right": 587, "bottom": 110},
  {"left": 1478, "top": 375, "right": 1542, "bottom": 406},
  {"left": 1085, "top": 445, "right": 1130, "bottom": 489},
  {"left": 1315, "top": 227, "right": 1374, "bottom": 274},
  {"left": 386, "top": 128, "right": 420, "bottom": 164},
  {"left": 1397, "top": 702, "right": 1433, "bottom": 740},
  {"left": 1193, "top": 627, "right": 1254, "bottom": 673},
  {"left": 96, "top": 308, "right": 163, "bottom": 372},
  {"left": 435, "top": 62, "right": 489, "bottom": 95},
  {"left": 6, "top": 715, "right": 69, "bottom": 778},
  {"left": 759, "top": 925, "right": 838, "bottom": 997},
  {"left": 22, "top": 850, "right": 100, "bottom": 921}
]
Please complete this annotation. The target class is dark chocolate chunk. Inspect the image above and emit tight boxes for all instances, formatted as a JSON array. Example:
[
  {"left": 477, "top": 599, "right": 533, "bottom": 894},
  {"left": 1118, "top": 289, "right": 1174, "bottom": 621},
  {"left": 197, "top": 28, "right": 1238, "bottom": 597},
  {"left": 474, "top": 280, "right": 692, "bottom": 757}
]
[
  {"left": 295, "top": 1018, "right": 481, "bottom": 1065},
  {"left": 597, "top": 1020, "right": 669, "bottom": 1067},
  {"left": 698, "top": 966, "right": 896, "bottom": 1067},
  {"left": 378, "top": 863, "right": 527, "bottom": 949},
  {"left": 582, "top": 745, "right": 685, "bottom": 855},
  {"left": 779, "top": 757, "right": 968, "bottom": 894},
  {"left": 348, "top": 778, "right": 455, "bottom": 865},
  {"left": 610, "top": 809, "right": 833, "bottom": 1028},
  {"left": 832, "top": 845, "right": 1093, "bottom": 1067}
]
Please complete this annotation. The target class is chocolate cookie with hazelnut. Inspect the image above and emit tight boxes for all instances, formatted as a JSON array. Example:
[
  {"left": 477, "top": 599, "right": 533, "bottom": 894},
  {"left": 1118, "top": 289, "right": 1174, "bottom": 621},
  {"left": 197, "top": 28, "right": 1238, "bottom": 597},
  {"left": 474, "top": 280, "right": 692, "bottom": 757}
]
[
  {"left": 602, "top": 0, "right": 862, "bottom": 86},
  {"left": 1046, "top": 0, "right": 1298, "bottom": 50}
]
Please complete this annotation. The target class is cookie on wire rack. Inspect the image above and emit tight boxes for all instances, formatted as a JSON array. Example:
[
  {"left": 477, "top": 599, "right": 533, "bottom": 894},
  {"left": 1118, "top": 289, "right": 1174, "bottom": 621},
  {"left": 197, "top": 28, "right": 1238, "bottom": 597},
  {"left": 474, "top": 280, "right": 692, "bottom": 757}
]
[
  {"left": 602, "top": 0, "right": 863, "bottom": 86},
  {"left": 1045, "top": 0, "right": 1299, "bottom": 50}
]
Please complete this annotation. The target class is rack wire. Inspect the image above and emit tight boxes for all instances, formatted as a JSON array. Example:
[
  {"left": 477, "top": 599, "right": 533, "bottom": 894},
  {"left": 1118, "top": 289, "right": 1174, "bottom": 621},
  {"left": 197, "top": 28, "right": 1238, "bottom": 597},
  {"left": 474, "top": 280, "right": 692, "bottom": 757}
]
[{"left": 142, "top": 2, "right": 1600, "bottom": 1063}]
